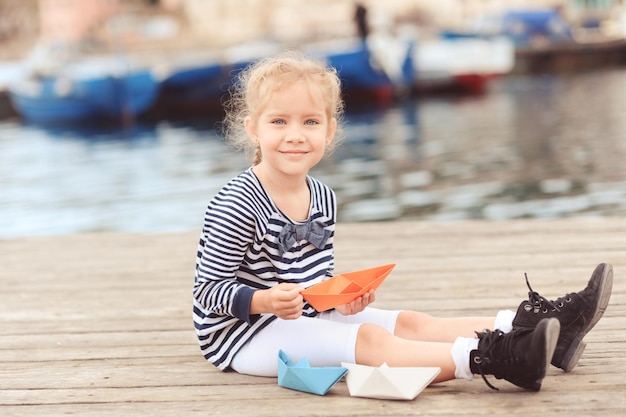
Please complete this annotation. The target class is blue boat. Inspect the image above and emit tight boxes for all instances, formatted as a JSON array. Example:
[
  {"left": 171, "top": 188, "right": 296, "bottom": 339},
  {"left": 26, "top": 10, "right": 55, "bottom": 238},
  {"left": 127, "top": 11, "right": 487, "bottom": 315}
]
[
  {"left": 148, "top": 43, "right": 281, "bottom": 120},
  {"left": 8, "top": 54, "right": 159, "bottom": 124},
  {"left": 325, "top": 45, "right": 408, "bottom": 103},
  {"left": 149, "top": 39, "right": 415, "bottom": 120},
  {"left": 499, "top": 9, "right": 573, "bottom": 46},
  {"left": 159, "top": 62, "right": 227, "bottom": 103},
  {"left": 148, "top": 59, "right": 242, "bottom": 120},
  {"left": 466, "top": 9, "right": 573, "bottom": 47},
  {"left": 308, "top": 37, "right": 415, "bottom": 104}
]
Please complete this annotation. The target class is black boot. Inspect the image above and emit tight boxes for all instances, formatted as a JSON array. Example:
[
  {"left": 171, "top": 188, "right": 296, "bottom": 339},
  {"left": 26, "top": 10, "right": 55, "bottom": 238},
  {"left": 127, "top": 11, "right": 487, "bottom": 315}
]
[
  {"left": 470, "top": 318, "right": 560, "bottom": 391},
  {"left": 512, "top": 263, "right": 613, "bottom": 372}
]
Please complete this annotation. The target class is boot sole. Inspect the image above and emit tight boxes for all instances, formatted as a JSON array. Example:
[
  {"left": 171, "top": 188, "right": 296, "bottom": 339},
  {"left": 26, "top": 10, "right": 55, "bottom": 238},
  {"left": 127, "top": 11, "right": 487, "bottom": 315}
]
[
  {"left": 531, "top": 318, "right": 560, "bottom": 391},
  {"left": 553, "top": 263, "right": 613, "bottom": 372}
]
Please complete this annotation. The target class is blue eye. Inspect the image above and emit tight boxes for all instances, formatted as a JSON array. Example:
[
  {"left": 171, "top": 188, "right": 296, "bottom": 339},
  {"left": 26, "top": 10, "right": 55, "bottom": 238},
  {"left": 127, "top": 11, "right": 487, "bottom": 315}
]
[
  {"left": 305, "top": 120, "right": 319, "bottom": 125},
  {"left": 272, "top": 119, "right": 286, "bottom": 125}
]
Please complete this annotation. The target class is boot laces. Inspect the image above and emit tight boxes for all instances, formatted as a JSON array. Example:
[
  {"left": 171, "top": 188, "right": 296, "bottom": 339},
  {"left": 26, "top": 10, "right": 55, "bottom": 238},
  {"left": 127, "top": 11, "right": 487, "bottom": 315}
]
[
  {"left": 474, "top": 328, "right": 521, "bottom": 391},
  {"left": 524, "top": 273, "right": 570, "bottom": 313}
]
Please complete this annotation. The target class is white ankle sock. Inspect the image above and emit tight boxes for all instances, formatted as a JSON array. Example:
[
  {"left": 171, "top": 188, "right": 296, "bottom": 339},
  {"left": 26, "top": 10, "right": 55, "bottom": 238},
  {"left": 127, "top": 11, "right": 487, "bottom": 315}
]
[
  {"left": 451, "top": 310, "right": 516, "bottom": 381},
  {"left": 451, "top": 337, "right": 479, "bottom": 380},
  {"left": 494, "top": 309, "right": 515, "bottom": 333}
]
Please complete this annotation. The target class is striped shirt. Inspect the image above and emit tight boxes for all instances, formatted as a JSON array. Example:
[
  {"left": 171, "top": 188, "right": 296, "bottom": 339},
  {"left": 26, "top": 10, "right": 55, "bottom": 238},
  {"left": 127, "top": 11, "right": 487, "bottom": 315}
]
[{"left": 193, "top": 168, "right": 336, "bottom": 370}]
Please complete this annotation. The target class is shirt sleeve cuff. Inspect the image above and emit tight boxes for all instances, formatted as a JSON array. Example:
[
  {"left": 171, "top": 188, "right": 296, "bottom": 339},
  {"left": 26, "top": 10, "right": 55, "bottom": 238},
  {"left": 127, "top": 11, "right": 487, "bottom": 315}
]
[{"left": 232, "top": 286, "right": 260, "bottom": 325}]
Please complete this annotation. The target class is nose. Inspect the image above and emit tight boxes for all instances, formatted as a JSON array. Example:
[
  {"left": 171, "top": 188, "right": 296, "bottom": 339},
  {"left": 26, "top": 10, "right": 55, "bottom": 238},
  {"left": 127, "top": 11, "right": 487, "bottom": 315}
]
[{"left": 285, "top": 125, "right": 305, "bottom": 143}]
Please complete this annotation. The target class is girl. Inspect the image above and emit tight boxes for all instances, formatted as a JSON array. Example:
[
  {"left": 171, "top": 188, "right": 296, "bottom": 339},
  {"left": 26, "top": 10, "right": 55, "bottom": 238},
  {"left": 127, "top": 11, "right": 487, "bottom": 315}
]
[{"left": 192, "top": 51, "right": 613, "bottom": 391}]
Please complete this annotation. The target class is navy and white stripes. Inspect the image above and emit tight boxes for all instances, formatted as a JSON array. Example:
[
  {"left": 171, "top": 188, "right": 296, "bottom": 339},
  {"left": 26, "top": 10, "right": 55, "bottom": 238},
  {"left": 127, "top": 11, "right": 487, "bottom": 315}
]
[{"left": 193, "top": 168, "right": 336, "bottom": 370}]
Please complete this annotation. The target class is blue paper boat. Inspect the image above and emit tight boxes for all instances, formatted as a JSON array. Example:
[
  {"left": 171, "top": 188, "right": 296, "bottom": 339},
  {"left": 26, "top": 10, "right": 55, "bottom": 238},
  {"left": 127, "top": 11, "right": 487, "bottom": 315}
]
[{"left": 277, "top": 350, "right": 348, "bottom": 396}]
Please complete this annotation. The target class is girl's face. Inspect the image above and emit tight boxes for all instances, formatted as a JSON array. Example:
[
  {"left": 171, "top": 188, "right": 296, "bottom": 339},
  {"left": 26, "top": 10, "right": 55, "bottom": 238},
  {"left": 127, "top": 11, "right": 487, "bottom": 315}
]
[{"left": 245, "top": 80, "right": 336, "bottom": 179}]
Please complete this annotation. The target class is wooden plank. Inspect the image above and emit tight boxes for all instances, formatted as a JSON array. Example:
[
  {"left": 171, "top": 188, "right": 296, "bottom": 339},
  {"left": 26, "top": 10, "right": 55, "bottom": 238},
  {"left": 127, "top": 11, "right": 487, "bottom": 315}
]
[{"left": 1, "top": 218, "right": 625, "bottom": 416}]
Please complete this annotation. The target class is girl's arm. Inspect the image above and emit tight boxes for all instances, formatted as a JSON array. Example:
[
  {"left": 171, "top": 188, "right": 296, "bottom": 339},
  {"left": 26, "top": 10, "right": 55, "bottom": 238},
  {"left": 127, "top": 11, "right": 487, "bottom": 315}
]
[
  {"left": 193, "top": 207, "right": 257, "bottom": 324},
  {"left": 249, "top": 283, "right": 304, "bottom": 320}
]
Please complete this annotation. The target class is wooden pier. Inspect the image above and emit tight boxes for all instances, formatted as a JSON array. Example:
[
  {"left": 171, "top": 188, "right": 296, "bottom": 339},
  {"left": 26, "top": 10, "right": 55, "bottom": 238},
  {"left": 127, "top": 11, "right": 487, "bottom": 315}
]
[{"left": 1, "top": 217, "right": 625, "bottom": 416}]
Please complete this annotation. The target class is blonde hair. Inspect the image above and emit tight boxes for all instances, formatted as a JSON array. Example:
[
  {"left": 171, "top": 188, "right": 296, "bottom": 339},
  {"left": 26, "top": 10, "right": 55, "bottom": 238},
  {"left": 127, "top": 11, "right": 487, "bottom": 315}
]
[{"left": 222, "top": 51, "right": 344, "bottom": 165}]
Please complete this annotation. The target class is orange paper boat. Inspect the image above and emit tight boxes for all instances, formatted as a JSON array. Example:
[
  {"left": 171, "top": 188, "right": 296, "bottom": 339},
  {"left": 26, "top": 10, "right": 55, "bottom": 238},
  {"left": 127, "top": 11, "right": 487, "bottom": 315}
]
[{"left": 302, "top": 264, "right": 396, "bottom": 311}]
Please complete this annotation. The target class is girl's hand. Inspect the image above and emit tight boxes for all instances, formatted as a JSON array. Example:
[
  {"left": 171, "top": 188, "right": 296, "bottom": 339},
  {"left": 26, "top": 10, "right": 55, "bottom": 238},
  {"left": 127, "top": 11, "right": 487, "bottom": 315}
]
[
  {"left": 263, "top": 283, "right": 304, "bottom": 320},
  {"left": 336, "top": 289, "right": 375, "bottom": 316}
]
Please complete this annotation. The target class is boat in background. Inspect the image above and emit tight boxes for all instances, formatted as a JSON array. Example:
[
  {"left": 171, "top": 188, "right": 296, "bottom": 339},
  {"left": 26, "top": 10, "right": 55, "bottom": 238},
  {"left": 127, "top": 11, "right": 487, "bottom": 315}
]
[
  {"left": 146, "top": 42, "right": 281, "bottom": 120},
  {"left": 7, "top": 32, "right": 505, "bottom": 124},
  {"left": 307, "top": 36, "right": 415, "bottom": 104},
  {"left": 0, "top": 60, "right": 23, "bottom": 119},
  {"left": 9, "top": 69, "right": 158, "bottom": 125},
  {"left": 8, "top": 43, "right": 159, "bottom": 125},
  {"left": 413, "top": 35, "right": 515, "bottom": 94},
  {"left": 462, "top": 9, "right": 626, "bottom": 74},
  {"left": 488, "top": 9, "right": 573, "bottom": 46},
  {"left": 148, "top": 38, "right": 416, "bottom": 120}
]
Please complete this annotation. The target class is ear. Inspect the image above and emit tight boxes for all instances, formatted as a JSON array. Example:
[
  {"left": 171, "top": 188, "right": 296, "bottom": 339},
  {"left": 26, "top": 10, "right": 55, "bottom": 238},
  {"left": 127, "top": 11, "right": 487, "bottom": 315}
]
[
  {"left": 244, "top": 116, "right": 258, "bottom": 144},
  {"left": 326, "top": 117, "right": 337, "bottom": 145}
]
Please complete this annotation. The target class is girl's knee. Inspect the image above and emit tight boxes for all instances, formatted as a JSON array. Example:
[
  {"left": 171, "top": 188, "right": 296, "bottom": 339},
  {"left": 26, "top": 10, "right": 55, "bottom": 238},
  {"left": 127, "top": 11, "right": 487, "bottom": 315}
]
[
  {"left": 355, "top": 323, "right": 392, "bottom": 364},
  {"left": 394, "top": 311, "right": 433, "bottom": 337},
  {"left": 358, "top": 322, "right": 390, "bottom": 339},
  {"left": 357, "top": 323, "right": 393, "bottom": 348}
]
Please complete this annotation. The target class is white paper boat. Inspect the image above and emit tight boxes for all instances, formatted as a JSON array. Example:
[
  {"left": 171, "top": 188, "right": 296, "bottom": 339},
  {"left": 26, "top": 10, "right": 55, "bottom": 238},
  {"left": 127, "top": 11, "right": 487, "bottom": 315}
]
[{"left": 341, "top": 362, "right": 440, "bottom": 400}]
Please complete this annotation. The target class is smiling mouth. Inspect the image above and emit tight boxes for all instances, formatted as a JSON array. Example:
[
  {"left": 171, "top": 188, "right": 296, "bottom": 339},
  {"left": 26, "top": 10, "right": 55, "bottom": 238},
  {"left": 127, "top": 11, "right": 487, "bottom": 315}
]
[{"left": 281, "top": 150, "right": 308, "bottom": 155}]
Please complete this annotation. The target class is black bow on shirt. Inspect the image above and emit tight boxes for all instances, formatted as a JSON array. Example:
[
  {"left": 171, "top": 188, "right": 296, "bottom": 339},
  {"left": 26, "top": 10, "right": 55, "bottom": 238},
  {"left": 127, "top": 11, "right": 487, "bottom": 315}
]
[{"left": 277, "top": 219, "right": 331, "bottom": 256}]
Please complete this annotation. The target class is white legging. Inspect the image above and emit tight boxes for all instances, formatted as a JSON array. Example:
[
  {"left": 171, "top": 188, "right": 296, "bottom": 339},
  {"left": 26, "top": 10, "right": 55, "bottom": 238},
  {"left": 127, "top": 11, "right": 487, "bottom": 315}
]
[{"left": 230, "top": 307, "right": 400, "bottom": 377}]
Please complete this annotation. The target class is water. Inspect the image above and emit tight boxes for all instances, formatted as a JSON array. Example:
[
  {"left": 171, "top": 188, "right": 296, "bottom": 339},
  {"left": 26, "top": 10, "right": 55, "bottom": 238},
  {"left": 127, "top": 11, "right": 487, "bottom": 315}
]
[{"left": 1, "top": 67, "right": 626, "bottom": 238}]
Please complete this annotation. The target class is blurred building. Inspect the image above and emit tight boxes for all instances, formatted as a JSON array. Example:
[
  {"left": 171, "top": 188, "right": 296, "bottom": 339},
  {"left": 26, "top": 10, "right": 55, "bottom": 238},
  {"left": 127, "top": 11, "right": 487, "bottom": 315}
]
[
  {"left": 169, "top": 0, "right": 625, "bottom": 46},
  {"left": 29, "top": 0, "right": 626, "bottom": 49},
  {"left": 38, "top": 0, "right": 120, "bottom": 44}
]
